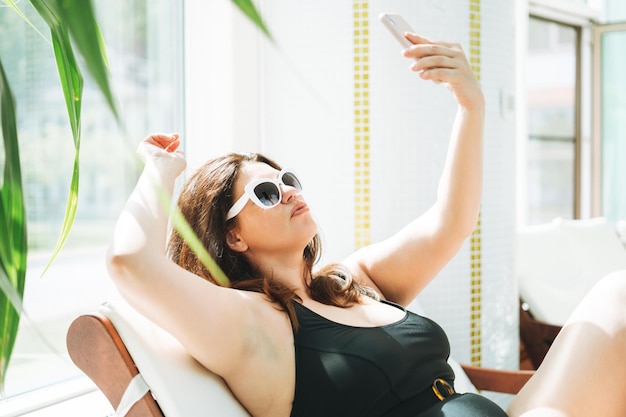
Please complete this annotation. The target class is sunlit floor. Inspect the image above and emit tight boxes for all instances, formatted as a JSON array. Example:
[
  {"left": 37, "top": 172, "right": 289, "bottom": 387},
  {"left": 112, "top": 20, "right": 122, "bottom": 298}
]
[
  {"left": 20, "top": 390, "right": 113, "bottom": 417},
  {"left": 0, "top": 377, "right": 113, "bottom": 417}
]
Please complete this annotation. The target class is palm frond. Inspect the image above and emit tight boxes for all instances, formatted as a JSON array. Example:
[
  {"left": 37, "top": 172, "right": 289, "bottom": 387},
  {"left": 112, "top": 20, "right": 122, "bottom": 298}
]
[
  {"left": 231, "top": 0, "right": 272, "bottom": 40},
  {"left": 0, "top": 58, "right": 27, "bottom": 394}
]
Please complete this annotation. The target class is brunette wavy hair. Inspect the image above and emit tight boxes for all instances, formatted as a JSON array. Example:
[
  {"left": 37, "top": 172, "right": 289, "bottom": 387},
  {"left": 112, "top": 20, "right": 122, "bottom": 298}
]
[{"left": 167, "top": 152, "right": 376, "bottom": 328}]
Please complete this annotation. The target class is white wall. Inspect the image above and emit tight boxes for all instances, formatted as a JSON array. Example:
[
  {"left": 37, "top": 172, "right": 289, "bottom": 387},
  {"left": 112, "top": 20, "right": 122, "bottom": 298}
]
[{"left": 185, "top": 0, "right": 519, "bottom": 370}]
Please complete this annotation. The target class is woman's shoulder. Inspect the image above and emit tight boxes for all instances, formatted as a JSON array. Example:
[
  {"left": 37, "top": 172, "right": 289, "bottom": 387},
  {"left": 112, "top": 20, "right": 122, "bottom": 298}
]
[{"left": 234, "top": 289, "right": 295, "bottom": 340}]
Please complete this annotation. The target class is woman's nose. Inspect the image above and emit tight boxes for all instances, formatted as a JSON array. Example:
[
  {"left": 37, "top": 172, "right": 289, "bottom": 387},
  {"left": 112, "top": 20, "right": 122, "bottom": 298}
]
[{"left": 281, "top": 183, "right": 298, "bottom": 203}]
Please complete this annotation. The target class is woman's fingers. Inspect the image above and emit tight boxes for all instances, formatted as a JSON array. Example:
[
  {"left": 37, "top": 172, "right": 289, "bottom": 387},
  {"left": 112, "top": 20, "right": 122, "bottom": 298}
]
[
  {"left": 404, "top": 32, "right": 432, "bottom": 45},
  {"left": 136, "top": 132, "right": 187, "bottom": 176},
  {"left": 406, "top": 47, "right": 468, "bottom": 84},
  {"left": 400, "top": 35, "right": 468, "bottom": 77},
  {"left": 137, "top": 132, "right": 182, "bottom": 161},
  {"left": 404, "top": 32, "right": 460, "bottom": 50},
  {"left": 148, "top": 132, "right": 180, "bottom": 150},
  {"left": 409, "top": 55, "right": 459, "bottom": 72},
  {"left": 403, "top": 43, "right": 460, "bottom": 61},
  {"left": 405, "top": 33, "right": 461, "bottom": 49},
  {"left": 401, "top": 36, "right": 482, "bottom": 110},
  {"left": 415, "top": 67, "right": 458, "bottom": 85},
  {"left": 164, "top": 137, "right": 181, "bottom": 152}
]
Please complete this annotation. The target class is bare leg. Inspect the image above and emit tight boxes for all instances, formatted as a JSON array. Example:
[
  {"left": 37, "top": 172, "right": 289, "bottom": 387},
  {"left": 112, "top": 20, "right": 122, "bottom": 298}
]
[{"left": 508, "top": 270, "right": 626, "bottom": 417}]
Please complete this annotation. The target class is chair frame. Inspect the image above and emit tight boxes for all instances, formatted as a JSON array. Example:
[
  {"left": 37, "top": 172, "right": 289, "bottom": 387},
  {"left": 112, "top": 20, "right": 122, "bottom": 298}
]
[
  {"left": 67, "top": 313, "right": 534, "bottom": 417},
  {"left": 519, "top": 300, "right": 562, "bottom": 369},
  {"left": 67, "top": 314, "right": 164, "bottom": 417}
]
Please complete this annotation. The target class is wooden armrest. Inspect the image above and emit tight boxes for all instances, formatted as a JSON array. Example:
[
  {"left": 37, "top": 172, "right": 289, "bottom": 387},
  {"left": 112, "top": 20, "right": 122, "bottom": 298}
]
[
  {"left": 66, "top": 314, "right": 164, "bottom": 417},
  {"left": 460, "top": 364, "right": 534, "bottom": 394}
]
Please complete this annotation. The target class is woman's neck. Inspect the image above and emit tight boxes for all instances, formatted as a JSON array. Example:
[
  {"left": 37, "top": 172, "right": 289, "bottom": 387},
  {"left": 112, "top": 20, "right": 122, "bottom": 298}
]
[{"left": 252, "top": 252, "right": 309, "bottom": 293}]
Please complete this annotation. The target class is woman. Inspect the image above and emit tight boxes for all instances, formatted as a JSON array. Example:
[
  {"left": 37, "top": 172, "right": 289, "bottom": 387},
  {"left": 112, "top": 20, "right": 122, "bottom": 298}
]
[{"left": 107, "top": 33, "right": 626, "bottom": 417}]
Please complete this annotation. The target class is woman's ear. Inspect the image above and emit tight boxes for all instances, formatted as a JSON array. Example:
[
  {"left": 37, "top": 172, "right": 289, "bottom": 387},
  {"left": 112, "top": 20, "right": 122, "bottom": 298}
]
[{"left": 226, "top": 229, "right": 248, "bottom": 252}]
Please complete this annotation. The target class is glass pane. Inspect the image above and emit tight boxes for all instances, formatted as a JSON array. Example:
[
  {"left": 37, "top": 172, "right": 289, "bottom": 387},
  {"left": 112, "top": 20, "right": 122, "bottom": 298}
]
[
  {"left": 600, "top": 30, "right": 626, "bottom": 223},
  {"left": 0, "top": 0, "right": 183, "bottom": 398},
  {"left": 526, "top": 18, "right": 578, "bottom": 225},
  {"left": 605, "top": 0, "right": 626, "bottom": 23}
]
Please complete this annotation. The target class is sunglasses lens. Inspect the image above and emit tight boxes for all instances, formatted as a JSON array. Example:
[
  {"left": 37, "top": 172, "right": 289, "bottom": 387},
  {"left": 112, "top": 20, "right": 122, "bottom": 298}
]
[
  {"left": 253, "top": 182, "right": 281, "bottom": 206},
  {"left": 282, "top": 171, "right": 302, "bottom": 191}
]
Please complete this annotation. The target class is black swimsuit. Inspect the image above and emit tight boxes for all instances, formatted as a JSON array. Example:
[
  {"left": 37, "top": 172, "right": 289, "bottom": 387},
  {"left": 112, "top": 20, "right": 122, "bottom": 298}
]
[{"left": 289, "top": 300, "right": 508, "bottom": 417}]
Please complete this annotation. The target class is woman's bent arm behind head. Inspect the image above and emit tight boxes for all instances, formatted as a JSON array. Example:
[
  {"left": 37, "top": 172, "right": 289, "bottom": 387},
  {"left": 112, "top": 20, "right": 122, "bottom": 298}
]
[
  {"left": 107, "top": 133, "right": 185, "bottom": 271},
  {"left": 105, "top": 134, "right": 262, "bottom": 379}
]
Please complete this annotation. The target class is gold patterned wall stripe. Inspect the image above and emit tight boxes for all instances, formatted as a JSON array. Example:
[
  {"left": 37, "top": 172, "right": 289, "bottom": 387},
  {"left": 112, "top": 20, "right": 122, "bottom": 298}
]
[
  {"left": 353, "top": 0, "right": 371, "bottom": 249},
  {"left": 470, "top": 215, "right": 482, "bottom": 365},
  {"left": 469, "top": 0, "right": 482, "bottom": 367}
]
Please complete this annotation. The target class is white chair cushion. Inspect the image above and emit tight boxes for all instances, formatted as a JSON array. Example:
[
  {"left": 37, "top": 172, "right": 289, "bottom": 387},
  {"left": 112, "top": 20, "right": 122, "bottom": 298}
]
[
  {"left": 447, "top": 357, "right": 478, "bottom": 394},
  {"left": 617, "top": 220, "right": 626, "bottom": 246},
  {"left": 100, "top": 300, "right": 250, "bottom": 417},
  {"left": 517, "top": 217, "right": 626, "bottom": 325}
]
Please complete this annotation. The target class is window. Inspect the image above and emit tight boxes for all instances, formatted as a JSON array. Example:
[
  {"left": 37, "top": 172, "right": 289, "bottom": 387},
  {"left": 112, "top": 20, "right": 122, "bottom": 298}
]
[
  {"left": 592, "top": 22, "right": 626, "bottom": 222},
  {"left": 0, "top": 0, "right": 183, "bottom": 407},
  {"left": 526, "top": 17, "right": 579, "bottom": 224}
]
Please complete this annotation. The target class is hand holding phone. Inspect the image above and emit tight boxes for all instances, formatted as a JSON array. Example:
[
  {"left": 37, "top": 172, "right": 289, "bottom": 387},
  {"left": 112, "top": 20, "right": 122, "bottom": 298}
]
[{"left": 379, "top": 13, "right": 415, "bottom": 48}]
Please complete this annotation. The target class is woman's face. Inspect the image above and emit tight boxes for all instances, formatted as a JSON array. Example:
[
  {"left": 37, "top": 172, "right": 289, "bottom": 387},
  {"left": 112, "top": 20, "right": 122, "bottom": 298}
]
[{"left": 227, "top": 161, "right": 318, "bottom": 256}]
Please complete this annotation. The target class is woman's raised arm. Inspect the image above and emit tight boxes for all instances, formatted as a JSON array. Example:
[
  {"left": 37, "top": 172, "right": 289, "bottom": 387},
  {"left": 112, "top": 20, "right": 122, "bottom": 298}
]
[
  {"left": 108, "top": 133, "right": 185, "bottom": 264},
  {"left": 106, "top": 134, "right": 256, "bottom": 377},
  {"left": 344, "top": 35, "right": 485, "bottom": 306}
]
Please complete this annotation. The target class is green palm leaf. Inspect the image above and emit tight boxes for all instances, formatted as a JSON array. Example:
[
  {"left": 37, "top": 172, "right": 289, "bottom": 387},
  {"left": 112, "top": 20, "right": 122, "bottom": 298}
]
[
  {"left": 30, "top": 0, "right": 122, "bottom": 274},
  {"left": 52, "top": 0, "right": 118, "bottom": 121},
  {"left": 0, "top": 58, "right": 27, "bottom": 395},
  {"left": 30, "top": 0, "right": 85, "bottom": 275},
  {"left": 231, "top": 0, "right": 272, "bottom": 39}
]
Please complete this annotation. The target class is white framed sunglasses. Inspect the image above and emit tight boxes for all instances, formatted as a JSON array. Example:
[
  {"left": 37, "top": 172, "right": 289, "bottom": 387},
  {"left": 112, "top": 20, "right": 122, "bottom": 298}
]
[{"left": 226, "top": 169, "right": 302, "bottom": 220}]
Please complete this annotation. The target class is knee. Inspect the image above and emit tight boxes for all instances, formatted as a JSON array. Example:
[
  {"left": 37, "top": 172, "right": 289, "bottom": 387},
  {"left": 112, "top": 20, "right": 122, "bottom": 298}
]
[
  {"left": 587, "top": 270, "right": 626, "bottom": 329},
  {"left": 596, "top": 270, "right": 626, "bottom": 302},
  {"left": 566, "top": 270, "right": 626, "bottom": 330}
]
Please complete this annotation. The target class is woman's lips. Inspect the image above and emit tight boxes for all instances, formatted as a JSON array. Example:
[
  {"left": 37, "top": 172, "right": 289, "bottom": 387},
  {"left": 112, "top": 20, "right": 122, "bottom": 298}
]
[{"left": 291, "top": 202, "right": 309, "bottom": 217}]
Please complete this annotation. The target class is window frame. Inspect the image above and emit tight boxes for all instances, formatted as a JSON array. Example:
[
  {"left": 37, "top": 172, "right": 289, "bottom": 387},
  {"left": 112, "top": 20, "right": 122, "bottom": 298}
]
[
  {"left": 591, "top": 21, "right": 626, "bottom": 216},
  {"left": 519, "top": 0, "right": 602, "bottom": 226}
]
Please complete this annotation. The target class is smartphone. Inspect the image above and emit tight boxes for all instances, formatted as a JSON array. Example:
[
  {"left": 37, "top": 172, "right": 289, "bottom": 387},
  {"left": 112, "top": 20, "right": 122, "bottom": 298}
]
[{"left": 379, "top": 13, "right": 415, "bottom": 48}]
